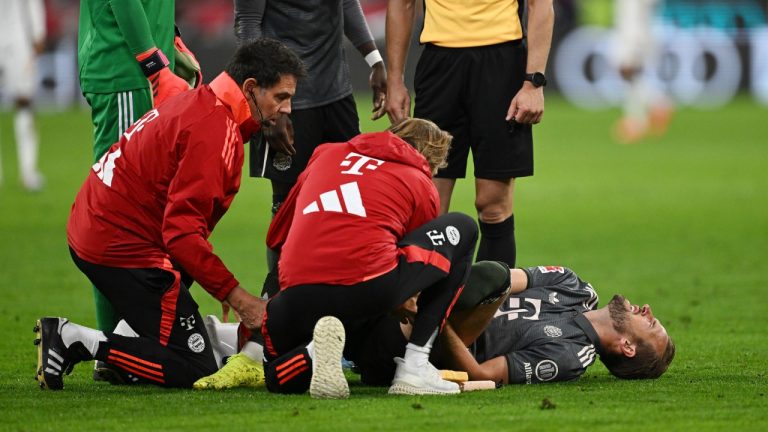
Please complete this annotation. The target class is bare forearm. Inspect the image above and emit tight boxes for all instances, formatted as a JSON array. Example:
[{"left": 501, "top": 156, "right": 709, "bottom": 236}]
[
  {"left": 438, "top": 324, "right": 508, "bottom": 382},
  {"left": 509, "top": 268, "right": 529, "bottom": 294},
  {"left": 525, "top": 0, "right": 554, "bottom": 73},
  {"left": 356, "top": 41, "right": 378, "bottom": 58},
  {"left": 385, "top": 0, "right": 416, "bottom": 82},
  {"left": 438, "top": 324, "right": 485, "bottom": 377}
]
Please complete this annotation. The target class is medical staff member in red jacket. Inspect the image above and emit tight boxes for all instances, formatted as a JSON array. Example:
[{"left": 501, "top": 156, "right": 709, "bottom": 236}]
[
  {"left": 260, "top": 118, "right": 478, "bottom": 398},
  {"left": 33, "top": 39, "right": 306, "bottom": 390}
]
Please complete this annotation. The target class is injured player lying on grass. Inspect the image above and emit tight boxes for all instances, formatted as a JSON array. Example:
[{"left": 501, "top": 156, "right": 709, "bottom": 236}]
[{"left": 193, "top": 262, "right": 675, "bottom": 393}]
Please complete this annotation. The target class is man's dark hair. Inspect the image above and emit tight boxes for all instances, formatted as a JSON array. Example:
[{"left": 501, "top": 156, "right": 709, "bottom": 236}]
[
  {"left": 225, "top": 38, "right": 306, "bottom": 88},
  {"left": 600, "top": 336, "right": 676, "bottom": 380}
]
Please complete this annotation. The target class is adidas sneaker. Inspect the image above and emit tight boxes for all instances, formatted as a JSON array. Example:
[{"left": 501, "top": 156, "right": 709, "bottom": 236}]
[{"left": 34, "top": 317, "right": 89, "bottom": 390}]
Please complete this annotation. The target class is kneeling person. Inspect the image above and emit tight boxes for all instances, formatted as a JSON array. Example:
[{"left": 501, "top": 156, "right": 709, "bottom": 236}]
[
  {"left": 262, "top": 118, "right": 478, "bottom": 398},
  {"left": 34, "top": 39, "right": 306, "bottom": 390}
]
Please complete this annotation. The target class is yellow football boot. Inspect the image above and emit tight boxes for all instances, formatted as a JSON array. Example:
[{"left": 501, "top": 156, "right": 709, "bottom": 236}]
[{"left": 193, "top": 353, "right": 264, "bottom": 390}]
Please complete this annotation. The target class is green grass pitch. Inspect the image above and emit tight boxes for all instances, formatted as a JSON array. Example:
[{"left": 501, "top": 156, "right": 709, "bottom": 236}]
[{"left": 0, "top": 96, "right": 766, "bottom": 431}]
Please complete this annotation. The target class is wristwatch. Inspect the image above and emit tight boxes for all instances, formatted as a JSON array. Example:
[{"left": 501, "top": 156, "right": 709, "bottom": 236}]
[{"left": 524, "top": 72, "right": 547, "bottom": 88}]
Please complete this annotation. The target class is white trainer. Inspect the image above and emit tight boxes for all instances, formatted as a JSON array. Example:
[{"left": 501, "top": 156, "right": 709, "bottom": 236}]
[
  {"left": 388, "top": 357, "right": 460, "bottom": 395},
  {"left": 309, "top": 316, "right": 349, "bottom": 399}
]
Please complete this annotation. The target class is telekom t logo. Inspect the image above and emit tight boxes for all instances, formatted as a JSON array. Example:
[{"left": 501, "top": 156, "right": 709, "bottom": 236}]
[{"left": 339, "top": 152, "right": 385, "bottom": 175}]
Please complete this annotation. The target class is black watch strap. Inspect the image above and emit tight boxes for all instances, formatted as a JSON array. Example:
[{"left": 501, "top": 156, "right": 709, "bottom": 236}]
[
  {"left": 524, "top": 72, "right": 547, "bottom": 88},
  {"left": 137, "top": 49, "right": 169, "bottom": 77}
]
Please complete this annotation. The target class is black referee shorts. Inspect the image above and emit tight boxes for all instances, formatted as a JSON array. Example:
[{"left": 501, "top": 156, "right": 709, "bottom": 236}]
[
  {"left": 414, "top": 42, "right": 534, "bottom": 180},
  {"left": 250, "top": 94, "right": 360, "bottom": 184}
]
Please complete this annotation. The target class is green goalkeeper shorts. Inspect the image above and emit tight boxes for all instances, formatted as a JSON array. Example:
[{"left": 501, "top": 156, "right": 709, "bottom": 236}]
[{"left": 84, "top": 88, "right": 153, "bottom": 162}]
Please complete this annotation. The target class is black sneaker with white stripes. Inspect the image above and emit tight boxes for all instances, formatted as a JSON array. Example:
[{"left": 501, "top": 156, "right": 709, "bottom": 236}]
[{"left": 34, "top": 317, "right": 89, "bottom": 390}]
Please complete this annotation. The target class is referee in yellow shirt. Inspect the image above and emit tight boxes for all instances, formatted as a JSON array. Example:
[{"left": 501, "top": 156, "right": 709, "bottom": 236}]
[{"left": 385, "top": 0, "right": 554, "bottom": 269}]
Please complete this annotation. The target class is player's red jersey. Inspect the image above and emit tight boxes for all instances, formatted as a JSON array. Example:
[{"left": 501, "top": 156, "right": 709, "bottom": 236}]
[
  {"left": 67, "top": 72, "right": 259, "bottom": 301},
  {"left": 267, "top": 132, "right": 439, "bottom": 289}
]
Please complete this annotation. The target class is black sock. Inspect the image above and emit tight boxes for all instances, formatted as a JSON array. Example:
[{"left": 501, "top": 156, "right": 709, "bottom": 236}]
[
  {"left": 476, "top": 215, "right": 516, "bottom": 267},
  {"left": 265, "top": 194, "right": 286, "bottom": 293}
]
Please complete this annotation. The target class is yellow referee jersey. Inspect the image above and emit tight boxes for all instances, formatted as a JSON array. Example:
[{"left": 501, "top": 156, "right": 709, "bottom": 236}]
[{"left": 420, "top": 0, "right": 523, "bottom": 48}]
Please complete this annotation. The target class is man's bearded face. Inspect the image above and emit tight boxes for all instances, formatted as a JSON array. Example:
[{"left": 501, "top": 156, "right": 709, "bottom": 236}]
[{"left": 608, "top": 294, "right": 630, "bottom": 333}]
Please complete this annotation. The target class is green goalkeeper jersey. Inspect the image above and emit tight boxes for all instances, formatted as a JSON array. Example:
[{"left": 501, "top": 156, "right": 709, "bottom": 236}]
[{"left": 78, "top": 0, "right": 176, "bottom": 93}]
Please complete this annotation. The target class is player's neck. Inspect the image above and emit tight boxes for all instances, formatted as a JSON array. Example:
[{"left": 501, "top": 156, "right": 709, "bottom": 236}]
[{"left": 583, "top": 308, "right": 623, "bottom": 353}]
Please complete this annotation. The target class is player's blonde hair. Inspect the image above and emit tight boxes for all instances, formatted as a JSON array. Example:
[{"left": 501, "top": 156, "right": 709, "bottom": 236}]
[{"left": 389, "top": 118, "right": 452, "bottom": 174}]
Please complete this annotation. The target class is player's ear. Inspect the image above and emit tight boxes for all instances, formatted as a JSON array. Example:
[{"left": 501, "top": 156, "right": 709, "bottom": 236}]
[{"left": 620, "top": 337, "right": 637, "bottom": 358}]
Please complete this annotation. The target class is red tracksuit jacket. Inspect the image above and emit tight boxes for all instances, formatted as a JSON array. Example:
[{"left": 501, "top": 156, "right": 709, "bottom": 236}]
[
  {"left": 267, "top": 132, "right": 439, "bottom": 289},
  {"left": 67, "top": 72, "right": 259, "bottom": 301}
]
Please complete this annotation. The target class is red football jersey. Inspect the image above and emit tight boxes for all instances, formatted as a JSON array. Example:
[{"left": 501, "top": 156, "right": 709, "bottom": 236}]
[
  {"left": 267, "top": 132, "right": 439, "bottom": 289},
  {"left": 67, "top": 73, "right": 258, "bottom": 301}
]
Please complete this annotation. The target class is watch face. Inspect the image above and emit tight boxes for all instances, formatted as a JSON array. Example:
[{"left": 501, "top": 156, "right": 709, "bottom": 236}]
[{"left": 532, "top": 73, "right": 547, "bottom": 87}]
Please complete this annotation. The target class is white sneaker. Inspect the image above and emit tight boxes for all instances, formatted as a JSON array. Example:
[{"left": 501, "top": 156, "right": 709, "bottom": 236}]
[
  {"left": 309, "top": 316, "right": 349, "bottom": 399},
  {"left": 388, "top": 357, "right": 460, "bottom": 395}
]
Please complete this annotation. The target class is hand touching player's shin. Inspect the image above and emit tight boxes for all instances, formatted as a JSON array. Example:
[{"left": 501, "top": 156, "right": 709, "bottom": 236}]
[{"left": 224, "top": 285, "right": 266, "bottom": 330}]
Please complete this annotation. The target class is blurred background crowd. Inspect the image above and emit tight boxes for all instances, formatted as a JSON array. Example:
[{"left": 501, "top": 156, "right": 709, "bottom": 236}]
[{"left": 3, "top": 0, "right": 768, "bottom": 110}]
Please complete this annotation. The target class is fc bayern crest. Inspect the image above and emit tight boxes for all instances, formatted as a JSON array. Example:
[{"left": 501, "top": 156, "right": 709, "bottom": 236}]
[
  {"left": 272, "top": 152, "right": 292, "bottom": 171},
  {"left": 188, "top": 333, "right": 206, "bottom": 353},
  {"left": 544, "top": 325, "right": 563, "bottom": 338},
  {"left": 445, "top": 226, "right": 460, "bottom": 245}
]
